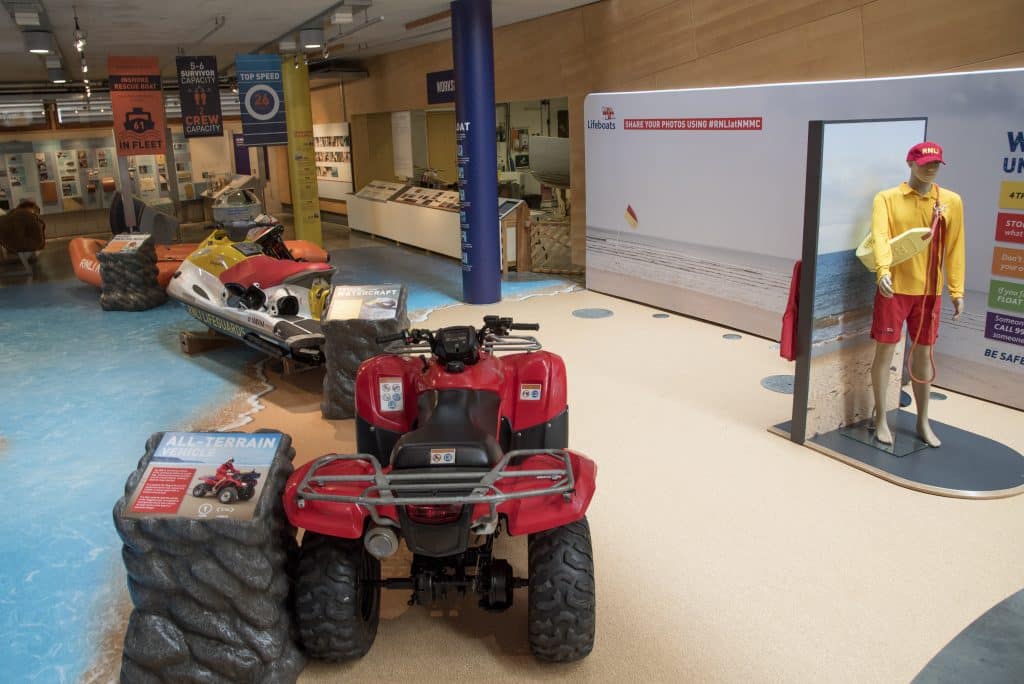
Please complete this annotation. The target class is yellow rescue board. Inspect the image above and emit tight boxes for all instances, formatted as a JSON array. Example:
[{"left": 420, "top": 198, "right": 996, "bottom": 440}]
[{"left": 856, "top": 227, "right": 933, "bottom": 272}]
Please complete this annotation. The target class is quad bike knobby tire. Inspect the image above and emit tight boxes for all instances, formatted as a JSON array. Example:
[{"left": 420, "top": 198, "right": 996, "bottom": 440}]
[
  {"left": 191, "top": 484, "right": 209, "bottom": 497},
  {"left": 295, "top": 533, "right": 381, "bottom": 661},
  {"left": 218, "top": 486, "right": 238, "bottom": 504},
  {"left": 527, "top": 516, "right": 596, "bottom": 662}
]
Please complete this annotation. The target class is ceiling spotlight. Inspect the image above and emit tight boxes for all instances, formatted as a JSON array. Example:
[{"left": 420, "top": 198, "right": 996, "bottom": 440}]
[
  {"left": 299, "top": 28, "right": 324, "bottom": 50},
  {"left": 75, "top": 37, "right": 86, "bottom": 52},
  {"left": 25, "top": 31, "right": 52, "bottom": 54},
  {"left": 48, "top": 68, "right": 67, "bottom": 84}
]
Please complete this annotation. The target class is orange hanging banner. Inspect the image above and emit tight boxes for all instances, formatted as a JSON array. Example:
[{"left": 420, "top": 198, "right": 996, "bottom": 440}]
[{"left": 108, "top": 56, "right": 166, "bottom": 157}]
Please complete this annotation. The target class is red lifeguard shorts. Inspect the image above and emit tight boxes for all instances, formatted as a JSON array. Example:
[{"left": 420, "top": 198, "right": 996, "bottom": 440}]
[{"left": 871, "top": 292, "right": 941, "bottom": 345}]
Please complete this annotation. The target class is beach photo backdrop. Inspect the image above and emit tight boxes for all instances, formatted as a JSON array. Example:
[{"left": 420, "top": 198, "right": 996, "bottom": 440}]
[
  {"left": 584, "top": 68, "right": 1024, "bottom": 410},
  {"left": 803, "top": 119, "right": 926, "bottom": 438}
]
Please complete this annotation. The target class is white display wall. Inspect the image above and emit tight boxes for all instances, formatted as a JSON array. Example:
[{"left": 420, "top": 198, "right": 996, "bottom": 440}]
[{"left": 584, "top": 69, "right": 1024, "bottom": 410}]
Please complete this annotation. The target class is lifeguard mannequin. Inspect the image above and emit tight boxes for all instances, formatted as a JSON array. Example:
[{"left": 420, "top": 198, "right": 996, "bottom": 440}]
[{"left": 869, "top": 142, "right": 965, "bottom": 447}]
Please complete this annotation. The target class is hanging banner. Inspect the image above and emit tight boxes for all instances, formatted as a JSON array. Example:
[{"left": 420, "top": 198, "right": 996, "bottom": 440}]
[
  {"left": 235, "top": 54, "right": 288, "bottom": 146},
  {"left": 176, "top": 56, "right": 223, "bottom": 138},
  {"left": 108, "top": 56, "right": 167, "bottom": 157}
]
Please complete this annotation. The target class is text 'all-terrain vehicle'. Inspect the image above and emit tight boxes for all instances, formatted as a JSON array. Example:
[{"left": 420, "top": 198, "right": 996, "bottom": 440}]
[{"left": 282, "top": 316, "right": 597, "bottom": 663}]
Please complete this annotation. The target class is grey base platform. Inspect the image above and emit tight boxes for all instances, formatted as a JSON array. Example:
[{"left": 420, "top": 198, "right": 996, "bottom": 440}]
[
  {"left": 913, "top": 588, "right": 1024, "bottom": 684},
  {"left": 771, "top": 410, "right": 1024, "bottom": 499}
]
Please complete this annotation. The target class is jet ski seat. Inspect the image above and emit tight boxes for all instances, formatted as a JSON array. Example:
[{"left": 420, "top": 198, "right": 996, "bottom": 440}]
[{"left": 218, "top": 255, "right": 334, "bottom": 289}]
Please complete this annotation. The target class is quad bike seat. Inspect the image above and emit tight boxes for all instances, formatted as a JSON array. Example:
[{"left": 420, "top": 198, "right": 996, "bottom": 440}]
[
  {"left": 391, "top": 389, "right": 503, "bottom": 470},
  {"left": 219, "top": 255, "right": 334, "bottom": 289}
]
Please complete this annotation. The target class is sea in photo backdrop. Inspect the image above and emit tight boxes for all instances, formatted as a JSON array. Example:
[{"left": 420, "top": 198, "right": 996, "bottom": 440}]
[
  {"left": 811, "top": 249, "right": 878, "bottom": 352},
  {"left": 0, "top": 280, "right": 262, "bottom": 682}
]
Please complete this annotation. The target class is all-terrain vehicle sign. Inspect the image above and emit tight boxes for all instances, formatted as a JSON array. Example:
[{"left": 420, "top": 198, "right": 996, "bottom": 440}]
[
  {"left": 124, "top": 107, "right": 155, "bottom": 133},
  {"left": 283, "top": 316, "right": 598, "bottom": 663}
]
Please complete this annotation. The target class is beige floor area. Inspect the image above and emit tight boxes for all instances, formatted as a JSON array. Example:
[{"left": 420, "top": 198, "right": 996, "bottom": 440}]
[{"left": 234, "top": 289, "right": 1024, "bottom": 683}]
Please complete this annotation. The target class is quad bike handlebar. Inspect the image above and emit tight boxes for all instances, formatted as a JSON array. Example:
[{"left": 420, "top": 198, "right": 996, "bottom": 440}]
[{"left": 376, "top": 316, "right": 541, "bottom": 367}]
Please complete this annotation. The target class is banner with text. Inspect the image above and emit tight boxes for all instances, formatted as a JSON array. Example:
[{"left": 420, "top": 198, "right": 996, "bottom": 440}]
[
  {"left": 176, "top": 56, "right": 223, "bottom": 138},
  {"left": 236, "top": 54, "right": 287, "bottom": 146},
  {"left": 108, "top": 56, "right": 166, "bottom": 157},
  {"left": 585, "top": 68, "right": 1024, "bottom": 410}
]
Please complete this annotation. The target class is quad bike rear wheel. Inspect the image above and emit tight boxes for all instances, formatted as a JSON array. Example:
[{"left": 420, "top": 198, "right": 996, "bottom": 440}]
[
  {"left": 295, "top": 533, "right": 381, "bottom": 661},
  {"left": 191, "top": 484, "right": 209, "bottom": 497},
  {"left": 527, "top": 516, "right": 596, "bottom": 662},
  {"left": 218, "top": 486, "right": 238, "bottom": 504}
]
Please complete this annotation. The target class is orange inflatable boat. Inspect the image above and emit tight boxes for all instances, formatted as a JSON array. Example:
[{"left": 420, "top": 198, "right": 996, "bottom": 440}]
[{"left": 69, "top": 235, "right": 329, "bottom": 289}]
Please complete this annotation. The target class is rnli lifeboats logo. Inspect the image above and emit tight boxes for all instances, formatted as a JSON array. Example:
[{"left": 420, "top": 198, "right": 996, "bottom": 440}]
[
  {"left": 588, "top": 105, "right": 617, "bottom": 131},
  {"left": 429, "top": 448, "right": 456, "bottom": 465}
]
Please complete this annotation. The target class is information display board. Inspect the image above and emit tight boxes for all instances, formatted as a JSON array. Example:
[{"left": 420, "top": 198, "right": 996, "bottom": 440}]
[
  {"left": 327, "top": 284, "right": 403, "bottom": 321},
  {"left": 392, "top": 185, "right": 460, "bottom": 212},
  {"left": 354, "top": 180, "right": 408, "bottom": 202},
  {"left": 313, "top": 122, "right": 353, "bottom": 199},
  {"left": 124, "top": 432, "right": 282, "bottom": 520}
]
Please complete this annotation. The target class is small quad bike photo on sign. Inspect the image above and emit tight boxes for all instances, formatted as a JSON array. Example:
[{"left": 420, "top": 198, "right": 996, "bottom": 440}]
[
  {"left": 191, "top": 457, "right": 261, "bottom": 504},
  {"left": 283, "top": 316, "right": 598, "bottom": 663}
]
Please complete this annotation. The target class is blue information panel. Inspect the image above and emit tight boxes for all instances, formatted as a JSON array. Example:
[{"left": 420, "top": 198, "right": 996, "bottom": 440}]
[
  {"left": 426, "top": 69, "right": 456, "bottom": 105},
  {"left": 236, "top": 54, "right": 288, "bottom": 146}
]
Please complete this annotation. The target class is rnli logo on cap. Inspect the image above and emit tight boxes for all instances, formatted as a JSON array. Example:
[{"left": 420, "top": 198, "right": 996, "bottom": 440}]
[{"left": 921, "top": 147, "right": 939, "bottom": 155}]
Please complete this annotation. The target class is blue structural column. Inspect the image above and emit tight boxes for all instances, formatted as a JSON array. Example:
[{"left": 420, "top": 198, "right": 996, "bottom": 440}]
[{"left": 452, "top": 0, "right": 501, "bottom": 304}]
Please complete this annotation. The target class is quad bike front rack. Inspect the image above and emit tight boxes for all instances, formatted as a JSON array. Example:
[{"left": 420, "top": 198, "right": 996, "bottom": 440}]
[
  {"left": 294, "top": 449, "right": 576, "bottom": 531},
  {"left": 382, "top": 333, "right": 542, "bottom": 357}
]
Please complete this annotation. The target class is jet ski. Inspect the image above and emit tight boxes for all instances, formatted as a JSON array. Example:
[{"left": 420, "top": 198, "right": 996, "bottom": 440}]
[{"left": 167, "top": 224, "right": 334, "bottom": 364}]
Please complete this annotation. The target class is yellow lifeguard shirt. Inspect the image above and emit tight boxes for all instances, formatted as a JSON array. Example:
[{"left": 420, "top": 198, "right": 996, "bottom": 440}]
[{"left": 870, "top": 182, "right": 965, "bottom": 299}]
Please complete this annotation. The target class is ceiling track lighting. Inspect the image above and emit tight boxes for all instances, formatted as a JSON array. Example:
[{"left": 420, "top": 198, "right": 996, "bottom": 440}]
[
  {"left": 326, "top": 15, "right": 383, "bottom": 47},
  {"left": 24, "top": 30, "right": 53, "bottom": 54},
  {"left": 299, "top": 27, "right": 324, "bottom": 51}
]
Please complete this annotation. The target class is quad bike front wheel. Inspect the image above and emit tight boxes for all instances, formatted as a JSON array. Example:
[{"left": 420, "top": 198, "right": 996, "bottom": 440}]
[
  {"left": 218, "top": 486, "right": 238, "bottom": 504},
  {"left": 295, "top": 533, "right": 381, "bottom": 661},
  {"left": 527, "top": 516, "right": 596, "bottom": 662},
  {"left": 191, "top": 484, "right": 209, "bottom": 497}
]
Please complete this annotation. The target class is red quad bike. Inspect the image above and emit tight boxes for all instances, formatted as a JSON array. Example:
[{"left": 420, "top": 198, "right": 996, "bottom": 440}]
[
  {"left": 283, "top": 316, "right": 597, "bottom": 663},
  {"left": 192, "top": 470, "right": 261, "bottom": 504}
]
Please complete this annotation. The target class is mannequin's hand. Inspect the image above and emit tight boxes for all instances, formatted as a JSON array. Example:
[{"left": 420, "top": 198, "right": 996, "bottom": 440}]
[
  {"left": 878, "top": 274, "right": 894, "bottom": 298},
  {"left": 953, "top": 298, "right": 964, "bottom": 321}
]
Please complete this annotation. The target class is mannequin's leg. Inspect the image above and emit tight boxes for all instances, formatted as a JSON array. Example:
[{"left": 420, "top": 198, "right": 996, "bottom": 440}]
[
  {"left": 911, "top": 344, "right": 941, "bottom": 447},
  {"left": 871, "top": 342, "right": 898, "bottom": 444}
]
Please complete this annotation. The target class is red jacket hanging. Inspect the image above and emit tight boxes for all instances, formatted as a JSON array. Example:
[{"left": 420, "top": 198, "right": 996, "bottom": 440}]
[{"left": 780, "top": 260, "right": 801, "bottom": 361}]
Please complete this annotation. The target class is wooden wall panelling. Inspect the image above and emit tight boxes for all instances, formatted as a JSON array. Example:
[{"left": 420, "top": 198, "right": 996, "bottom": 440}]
[
  {"left": 690, "top": 0, "right": 864, "bottom": 57},
  {"left": 945, "top": 52, "right": 1024, "bottom": 72},
  {"left": 350, "top": 112, "right": 396, "bottom": 191},
  {"left": 862, "top": 0, "right": 1024, "bottom": 76},
  {"left": 568, "top": 93, "right": 587, "bottom": 266},
  {"left": 311, "top": 86, "right": 345, "bottom": 123},
  {"left": 425, "top": 110, "right": 457, "bottom": 185},
  {"left": 581, "top": 2, "right": 698, "bottom": 91},
  {"left": 653, "top": 9, "right": 865, "bottom": 89},
  {"left": 580, "top": 0, "right": 682, "bottom": 31},
  {"left": 492, "top": 10, "right": 582, "bottom": 102}
]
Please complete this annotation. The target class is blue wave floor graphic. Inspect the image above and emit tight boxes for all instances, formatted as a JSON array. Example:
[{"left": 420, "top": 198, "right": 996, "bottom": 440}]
[
  {"left": 0, "top": 282, "right": 262, "bottom": 682},
  {"left": 0, "top": 249, "right": 575, "bottom": 681}
]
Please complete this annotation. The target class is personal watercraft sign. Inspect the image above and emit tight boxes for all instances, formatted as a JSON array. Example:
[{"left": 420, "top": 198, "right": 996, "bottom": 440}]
[
  {"left": 235, "top": 54, "right": 288, "bottom": 146},
  {"left": 125, "top": 432, "right": 280, "bottom": 520},
  {"left": 176, "top": 56, "right": 223, "bottom": 138},
  {"left": 108, "top": 56, "right": 167, "bottom": 157}
]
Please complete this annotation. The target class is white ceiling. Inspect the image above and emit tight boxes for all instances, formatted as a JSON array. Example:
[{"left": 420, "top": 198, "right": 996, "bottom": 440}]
[{"left": 0, "top": 0, "right": 599, "bottom": 85}]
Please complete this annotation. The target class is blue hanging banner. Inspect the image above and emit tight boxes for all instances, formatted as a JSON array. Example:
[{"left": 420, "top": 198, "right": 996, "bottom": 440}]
[
  {"left": 452, "top": 0, "right": 501, "bottom": 305},
  {"left": 235, "top": 54, "right": 288, "bottom": 146}
]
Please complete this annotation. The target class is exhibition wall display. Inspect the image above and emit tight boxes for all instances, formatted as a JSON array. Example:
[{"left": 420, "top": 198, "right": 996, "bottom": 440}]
[
  {"left": 584, "top": 68, "right": 1024, "bottom": 411},
  {"left": 0, "top": 137, "right": 119, "bottom": 214},
  {"left": 313, "top": 122, "right": 352, "bottom": 199}
]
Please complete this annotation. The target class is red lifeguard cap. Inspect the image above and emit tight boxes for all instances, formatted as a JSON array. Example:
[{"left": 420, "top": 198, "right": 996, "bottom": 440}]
[{"left": 907, "top": 141, "right": 945, "bottom": 165}]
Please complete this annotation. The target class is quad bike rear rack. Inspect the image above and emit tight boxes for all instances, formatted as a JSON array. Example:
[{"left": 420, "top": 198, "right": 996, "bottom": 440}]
[{"left": 294, "top": 449, "right": 576, "bottom": 530}]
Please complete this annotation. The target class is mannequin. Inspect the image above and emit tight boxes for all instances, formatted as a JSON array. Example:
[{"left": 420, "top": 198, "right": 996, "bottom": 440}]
[{"left": 869, "top": 142, "right": 965, "bottom": 447}]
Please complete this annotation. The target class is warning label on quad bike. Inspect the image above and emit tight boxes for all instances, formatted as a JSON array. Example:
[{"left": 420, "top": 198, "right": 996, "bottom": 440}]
[{"left": 125, "top": 432, "right": 280, "bottom": 520}]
